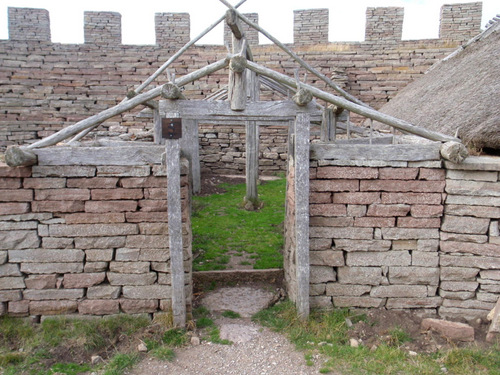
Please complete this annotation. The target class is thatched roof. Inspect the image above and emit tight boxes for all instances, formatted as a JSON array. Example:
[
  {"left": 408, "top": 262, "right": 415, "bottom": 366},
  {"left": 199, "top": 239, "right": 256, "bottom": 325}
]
[{"left": 373, "top": 27, "right": 500, "bottom": 152}]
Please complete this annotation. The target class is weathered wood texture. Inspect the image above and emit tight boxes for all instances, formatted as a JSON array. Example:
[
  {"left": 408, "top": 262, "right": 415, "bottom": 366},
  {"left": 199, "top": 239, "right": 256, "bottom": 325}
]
[
  {"left": 245, "top": 120, "right": 259, "bottom": 202},
  {"left": 246, "top": 61, "right": 460, "bottom": 143},
  {"left": 310, "top": 143, "right": 442, "bottom": 161},
  {"left": 440, "top": 141, "right": 469, "bottom": 163},
  {"left": 294, "top": 112, "right": 311, "bottom": 319},
  {"left": 180, "top": 119, "right": 201, "bottom": 194},
  {"left": 34, "top": 146, "right": 164, "bottom": 166},
  {"left": 5, "top": 145, "right": 37, "bottom": 167}
]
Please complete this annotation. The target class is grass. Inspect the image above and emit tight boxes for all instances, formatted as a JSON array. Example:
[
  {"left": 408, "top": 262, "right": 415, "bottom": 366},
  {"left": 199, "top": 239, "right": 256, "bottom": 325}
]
[
  {"left": 253, "top": 300, "right": 500, "bottom": 375},
  {"left": 0, "top": 314, "right": 189, "bottom": 375},
  {"left": 192, "top": 178, "right": 286, "bottom": 271}
]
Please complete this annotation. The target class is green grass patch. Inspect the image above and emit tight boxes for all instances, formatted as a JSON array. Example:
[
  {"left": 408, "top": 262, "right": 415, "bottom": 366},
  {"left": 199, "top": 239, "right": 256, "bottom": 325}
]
[
  {"left": 103, "top": 353, "right": 140, "bottom": 375},
  {"left": 162, "top": 328, "right": 188, "bottom": 347},
  {"left": 192, "top": 178, "right": 286, "bottom": 271},
  {"left": 253, "top": 300, "right": 500, "bottom": 375},
  {"left": 50, "top": 362, "right": 91, "bottom": 375},
  {"left": 150, "top": 346, "right": 176, "bottom": 362},
  {"left": 221, "top": 310, "right": 241, "bottom": 319}
]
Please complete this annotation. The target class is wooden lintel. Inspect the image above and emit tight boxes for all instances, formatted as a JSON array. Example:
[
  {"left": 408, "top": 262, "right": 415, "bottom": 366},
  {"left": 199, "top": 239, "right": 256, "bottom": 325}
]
[
  {"left": 310, "top": 143, "right": 442, "bottom": 162},
  {"left": 226, "top": 9, "right": 243, "bottom": 39}
]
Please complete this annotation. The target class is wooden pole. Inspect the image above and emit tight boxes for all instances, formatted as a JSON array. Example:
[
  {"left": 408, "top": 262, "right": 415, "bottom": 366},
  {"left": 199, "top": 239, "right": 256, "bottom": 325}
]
[
  {"left": 245, "top": 61, "right": 461, "bottom": 143},
  {"left": 19, "top": 58, "right": 229, "bottom": 152},
  {"left": 218, "top": 0, "right": 370, "bottom": 108},
  {"left": 162, "top": 100, "right": 186, "bottom": 328},
  {"left": 294, "top": 112, "right": 310, "bottom": 319},
  {"left": 245, "top": 120, "right": 259, "bottom": 207},
  {"left": 132, "top": 0, "right": 247, "bottom": 95}
]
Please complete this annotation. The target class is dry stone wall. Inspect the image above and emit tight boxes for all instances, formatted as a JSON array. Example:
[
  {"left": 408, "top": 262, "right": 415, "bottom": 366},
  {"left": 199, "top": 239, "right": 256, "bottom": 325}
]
[
  {"left": 305, "top": 147, "right": 500, "bottom": 319},
  {"left": 0, "top": 150, "right": 192, "bottom": 318},
  {"left": 0, "top": 2, "right": 483, "bottom": 168}
]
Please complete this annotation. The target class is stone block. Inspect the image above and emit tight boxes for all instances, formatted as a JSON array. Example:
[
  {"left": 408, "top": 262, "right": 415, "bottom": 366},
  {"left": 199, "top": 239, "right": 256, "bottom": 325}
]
[
  {"left": 63, "top": 273, "right": 106, "bottom": 288},
  {"left": 439, "top": 306, "right": 489, "bottom": 321},
  {"left": 32, "top": 166, "right": 95, "bottom": 178},
  {"left": 9, "top": 249, "right": 84, "bottom": 263},
  {"left": 0, "top": 264, "right": 21, "bottom": 277},
  {"left": 25, "top": 275, "right": 57, "bottom": 289},
  {"left": 371, "top": 285, "right": 428, "bottom": 298},
  {"left": 480, "top": 270, "right": 500, "bottom": 280},
  {"left": 109, "top": 262, "right": 150, "bottom": 274},
  {"left": 0, "top": 290, "right": 22, "bottom": 302},
  {"left": 91, "top": 188, "right": 143, "bottom": 200},
  {"left": 122, "top": 285, "right": 172, "bottom": 299},
  {"left": 0, "top": 203, "right": 30, "bottom": 215},
  {"left": 84, "top": 262, "right": 108, "bottom": 273},
  {"left": 397, "top": 217, "right": 441, "bottom": 228},
  {"left": 310, "top": 238, "right": 331, "bottom": 251},
  {"left": 0, "top": 251, "right": 6, "bottom": 265},
  {"left": 360, "top": 180, "right": 445, "bottom": 193},
  {"left": 75, "top": 236, "right": 125, "bottom": 249},
  {"left": 337, "top": 267, "right": 383, "bottom": 286},
  {"left": 440, "top": 232, "right": 487, "bottom": 243},
  {"left": 333, "top": 296, "right": 385, "bottom": 308},
  {"left": 333, "top": 192, "right": 380, "bottom": 204},
  {"left": 445, "top": 204, "right": 500, "bottom": 219},
  {"left": 2, "top": 222, "right": 38, "bottom": 231},
  {"left": 67, "top": 177, "right": 119, "bottom": 188},
  {"left": 24, "top": 289, "right": 84, "bottom": 300},
  {"left": 410, "top": 205, "right": 443, "bottom": 218},
  {"left": 49, "top": 224, "right": 138, "bottom": 237},
  {"left": 442, "top": 299, "right": 495, "bottom": 311},
  {"left": 326, "top": 283, "right": 371, "bottom": 296},
  {"left": 389, "top": 266, "right": 439, "bottom": 285},
  {"left": 29, "top": 300, "right": 78, "bottom": 315},
  {"left": 96, "top": 166, "right": 150, "bottom": 177},
  {"left": 84, "top": 201, "right": 138, "bottom": 213},
  {"left": 85, "top": 249, "right": 114, "bottom": 262},
  {"left": 138, "top": 223, "right": 169, "bottom": 235},
  {"left": 309, "top": 217, "right": 354, "bottom": 227},
  {"left": 440, "top": 281, "right": 478, "bottom": 292},
  {"left": 446, "top": 180, "right": 500, "bottom": 197},
  {"left": 41, "top": 237, "right": 74, "bottom": 249},
  {"left": 381, "top": 192, "right": 442, "bottom": 205},
  {"left": 310, "top": 250, "right": 344, "bottom": 266},
  {"left": 35, "top": 189, "right": 89, "bottom": 201},
  {"left": 310, "top": 179, "right": 359, "bottom": 193},
  {"left": 21, "top": 263, "right": 83, "bottom": 274},
  {"left": 0, "top": 166, "right": 31, "bottom": 178},
  {"left": 382, "top": 228, "right": 439, "bottom": 240},
  {"left": 347, "top": 205, "right": 367, "bottom": 217},
  {"left": 419, "top": 168, "right": 445, "bottom": 181},
  {"left": 417, "top": 239, "right": 439, "bottom": 252},
  {"left": 125, "top": 235, "right": 169, "bottom": 249},
  {"left": 64, "top": 213, "right": 126, "bottom": 224},
  {"left": 334, "top": 239, "right": 391, "bottom": 252},
  {"left": 0, "top": 277, "right": 25, "bottom": 289},
  {"left": 310, "top": 192, "right": 332, "bottom": 204},
  {"left": 0, "top": 230, "right": 39, "bottom": 250},
  {"left": 392, "top": 240, "right": 417, "bottom": 250},
  {"left": 386, "top": 297, "right": 442, "bottom": 309},
  {"left": 346, "top": 251, "right": 411, "bottom": 267},
  {"left": 439, "top": 290, "right": 476, "bottom": 300},
  {"left": 440, "top": 255, "right": 500, "bottom": 269},
  {"left": 87, "top": 285, "right": 121, "bottom": 299},
  {"left": 446, "top": 170, "right": 498, "bottom": 182},
  {"left": 441, "top": 267, "right": 480, "bottom": 281},
  {"left": 8, "top": 300, "right": 29, "bottom": 316},
  {"left": 441, "top": 215, "right": 490, "bottom": 234},
  {"left": 310, "top": 266, "right": 336, "bottom": 283},
  {"left": 125, "top": 212, "right": 168, "bottom": 223},
  {"left": 440, "top": 241, "right": 499, "bottom": 257},
  {"left": 120, "top": 299, "right": 158, "bottom": 313},
  {"left": 1, "top": 189, "right": 33, "bottom": 202},
  {"left": 32, "top": 201, "right": 85, "bottom": 213},
  {"left": 310, "top": 284, "right": 326, "bottom": 296},
  {"left": 107, "top": 272, "right": 157, "bottom": 286},
  {"left": 0, "top": 178, "right": 21, "bottom": 189},
  {"left": 379, "top": 167, "right": 418, "bottom": 180},
  {"left": 79, "top": 300, "right": 120, "bottom": 315},
  {"left": 310, "top": 227, "right": 373, "bottom": 240},
  {"left": 316, "top": 167, "right": 378, "bottom": 179},
  {"left": 412, "top": 251, "right": 439, "bottom": 267},
  {"left": 366, "top": 204, "right": 410, "bottom": 217},
  {"left": 310, "top": 204, "right": 347, "bottom": 216}
]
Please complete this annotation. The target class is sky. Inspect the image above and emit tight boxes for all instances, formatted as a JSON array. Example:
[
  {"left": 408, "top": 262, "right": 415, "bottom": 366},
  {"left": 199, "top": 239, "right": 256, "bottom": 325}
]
[{"left": 0, "top": 0, "right": 498, "bottom": 45}]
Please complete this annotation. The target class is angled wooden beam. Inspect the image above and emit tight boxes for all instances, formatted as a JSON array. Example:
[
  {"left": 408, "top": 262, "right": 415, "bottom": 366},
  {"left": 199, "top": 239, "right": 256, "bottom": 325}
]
[
  {"left": 218, "top": 0, "right": 369, "bottom": 108},
  {"left": 245, "top": 61, "right": 460, "bottom": 143}
]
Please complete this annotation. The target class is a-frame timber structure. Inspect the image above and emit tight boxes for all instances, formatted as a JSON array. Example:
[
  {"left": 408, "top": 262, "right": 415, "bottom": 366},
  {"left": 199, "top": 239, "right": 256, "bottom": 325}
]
[{"left": 5, "top": 0, "right": 468, "bottom": 325}]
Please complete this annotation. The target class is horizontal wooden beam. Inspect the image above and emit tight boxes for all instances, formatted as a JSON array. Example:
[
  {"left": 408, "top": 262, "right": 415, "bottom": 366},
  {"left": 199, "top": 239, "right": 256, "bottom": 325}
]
[
  {"left": 178, "top": 100, "right": 322, "bottom": 120},
  {"left": 34, "top": 146, "right": 165, "bottom": 166},
  {"left": 310, "top": 143, "right": 442, "bottom": 162}
]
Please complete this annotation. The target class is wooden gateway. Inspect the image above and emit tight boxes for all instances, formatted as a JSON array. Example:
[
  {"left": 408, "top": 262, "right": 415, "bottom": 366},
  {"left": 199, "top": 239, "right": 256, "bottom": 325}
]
[{"left": 4, "top": 0, "right": 468, "bottom": 325}]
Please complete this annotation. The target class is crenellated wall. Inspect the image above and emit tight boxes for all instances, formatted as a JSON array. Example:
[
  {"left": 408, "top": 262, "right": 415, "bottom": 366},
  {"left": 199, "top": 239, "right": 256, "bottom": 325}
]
[{"left": 0, "top": 3, "right": 483, "bottom": 157}]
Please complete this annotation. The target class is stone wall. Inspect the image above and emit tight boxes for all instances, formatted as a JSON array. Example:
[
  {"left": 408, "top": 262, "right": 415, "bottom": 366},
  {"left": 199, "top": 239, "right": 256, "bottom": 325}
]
[
  {"left": 440, "top": 2, "right": 483, "bottom": 42},
  {"left": 0, "top": 149, "right": 192, "bottom": 318},
  {"left": 294, "top": 9, "right": 329, "bottom": 45},
  {"left": 307, "top": 146, "right": 499, "bottom": 319},
  {"left": 0, "top": 3, "right": 482, "bottom": 154}
]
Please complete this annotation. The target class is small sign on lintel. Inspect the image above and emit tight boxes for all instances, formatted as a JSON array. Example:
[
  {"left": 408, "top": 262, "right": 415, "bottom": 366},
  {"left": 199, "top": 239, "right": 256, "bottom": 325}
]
[{"left": 161, "top": 117, "right": 182, "bottom": 139}]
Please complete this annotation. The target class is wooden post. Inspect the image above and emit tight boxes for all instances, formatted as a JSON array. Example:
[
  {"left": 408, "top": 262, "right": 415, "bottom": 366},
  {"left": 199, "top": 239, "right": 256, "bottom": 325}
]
[
  {"left": 245, "top": 120, "right": 259, "bottom": 206},
  {"left": 227, "top": 12, "right": 247, "bottom": 111},
  {"left": 320, "top": 106, "right": 335, "bottom": 142},
  {"left": 294, "top": 112, "right": 310, "bottom": 319},
  {"left": 181, "top": 119, "right": 201, "bottom": 194},
  {"left": 161, "top": 100, "right": 186, "bottom": 327}
]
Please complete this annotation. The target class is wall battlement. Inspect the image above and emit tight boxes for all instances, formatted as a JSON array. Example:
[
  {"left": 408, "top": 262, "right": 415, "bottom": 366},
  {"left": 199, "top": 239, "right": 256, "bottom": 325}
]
[{"left": 6, "top": 3, "right": 483, "bottom": 46}]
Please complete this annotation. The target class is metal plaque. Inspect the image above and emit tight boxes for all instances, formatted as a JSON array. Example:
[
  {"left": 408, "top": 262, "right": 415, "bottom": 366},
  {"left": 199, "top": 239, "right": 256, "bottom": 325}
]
[{"left": 161, "top": 117, "right": 182, "bottom": 139}]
